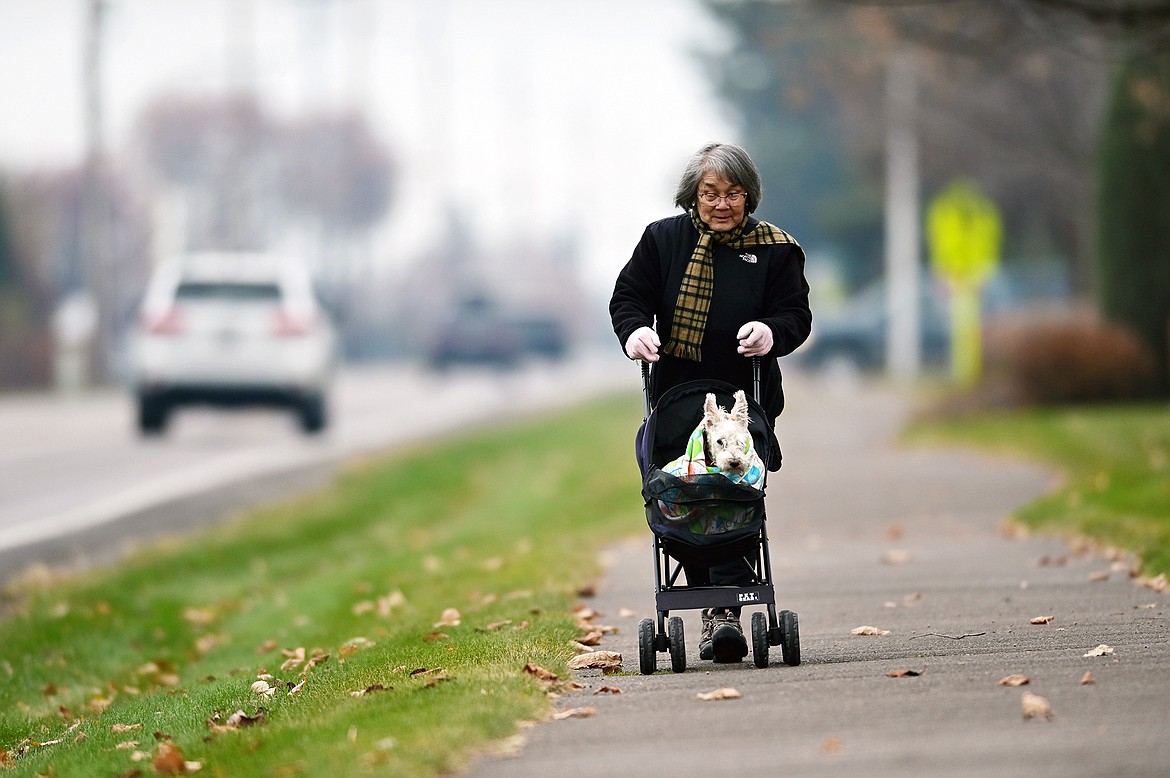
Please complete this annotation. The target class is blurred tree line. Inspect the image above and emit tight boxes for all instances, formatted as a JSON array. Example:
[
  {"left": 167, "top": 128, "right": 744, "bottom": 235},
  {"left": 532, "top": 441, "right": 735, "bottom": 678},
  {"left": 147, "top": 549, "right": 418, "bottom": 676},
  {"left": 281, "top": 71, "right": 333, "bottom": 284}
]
[
  {"left": 0, "top": 95, "right": 394, "bottom": 389},
  {"left": 700, "top": 0, "right": 1170, "bottom": 394}
]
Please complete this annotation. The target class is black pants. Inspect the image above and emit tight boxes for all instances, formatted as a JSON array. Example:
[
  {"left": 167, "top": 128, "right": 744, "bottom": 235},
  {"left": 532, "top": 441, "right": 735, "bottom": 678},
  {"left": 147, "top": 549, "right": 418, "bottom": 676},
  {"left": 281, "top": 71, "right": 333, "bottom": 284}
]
[{"left": 683, "top": 558, "right": 753, "bottom": 616}]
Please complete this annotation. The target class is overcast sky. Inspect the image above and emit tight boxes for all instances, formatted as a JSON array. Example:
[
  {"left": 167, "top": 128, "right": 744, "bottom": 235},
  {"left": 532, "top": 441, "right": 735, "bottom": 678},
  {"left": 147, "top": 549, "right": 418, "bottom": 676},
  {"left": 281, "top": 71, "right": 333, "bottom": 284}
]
[{"left": 0, "top": 0, "right": 738, "bottom": 296}]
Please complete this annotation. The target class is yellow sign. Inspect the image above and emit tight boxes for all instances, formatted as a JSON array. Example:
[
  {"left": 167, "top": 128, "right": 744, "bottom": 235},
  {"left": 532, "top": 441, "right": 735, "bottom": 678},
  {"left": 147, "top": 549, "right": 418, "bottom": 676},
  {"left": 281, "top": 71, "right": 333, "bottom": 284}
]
[
  {"left": 926, "top": 179, "right": 1002, "bottom": 385},
  {"left": 927, "top": 179, "right": 1002, "bottom": 287}
]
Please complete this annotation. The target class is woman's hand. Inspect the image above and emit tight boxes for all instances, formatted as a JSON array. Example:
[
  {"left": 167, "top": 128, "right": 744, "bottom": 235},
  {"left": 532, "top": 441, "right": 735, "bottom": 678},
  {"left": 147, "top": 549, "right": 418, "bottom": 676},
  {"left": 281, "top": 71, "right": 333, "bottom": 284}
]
[
  {"left": 625, "top": 326, "right": 660, "bottom": 362},
  {"left": 736, "top": 321, "right": 773, "bottom": 357}
]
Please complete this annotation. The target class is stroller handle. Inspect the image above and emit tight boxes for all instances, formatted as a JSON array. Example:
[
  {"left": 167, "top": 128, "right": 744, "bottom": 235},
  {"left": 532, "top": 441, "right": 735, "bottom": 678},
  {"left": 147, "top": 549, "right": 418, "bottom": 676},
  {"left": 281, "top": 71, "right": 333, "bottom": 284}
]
[{"left": 640, "top": 356, "right": 762, "bottom": 420}]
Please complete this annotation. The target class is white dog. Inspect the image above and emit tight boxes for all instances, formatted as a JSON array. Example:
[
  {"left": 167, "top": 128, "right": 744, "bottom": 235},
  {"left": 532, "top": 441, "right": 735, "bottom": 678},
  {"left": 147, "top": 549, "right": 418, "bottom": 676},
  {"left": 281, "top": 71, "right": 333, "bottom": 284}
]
[{"left": 663, "top": 390, "right": 764, "bottom": 489}]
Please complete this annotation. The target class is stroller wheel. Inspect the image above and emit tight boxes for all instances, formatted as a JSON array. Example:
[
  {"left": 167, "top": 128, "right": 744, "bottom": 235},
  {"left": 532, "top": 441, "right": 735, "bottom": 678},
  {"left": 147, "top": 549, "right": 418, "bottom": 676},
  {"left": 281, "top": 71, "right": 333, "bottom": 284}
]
[
  {"left": 638, "top": 618, "right": 657, "bottom": 675},
  {"left": 667, "top": 616, "right": 686, "bottom": 673},
  {"left": 751, "top": 611, "right": 769, "bottom": 668},
  {"left": 780, "top": 609, "right": 801, "bottom": 666}
]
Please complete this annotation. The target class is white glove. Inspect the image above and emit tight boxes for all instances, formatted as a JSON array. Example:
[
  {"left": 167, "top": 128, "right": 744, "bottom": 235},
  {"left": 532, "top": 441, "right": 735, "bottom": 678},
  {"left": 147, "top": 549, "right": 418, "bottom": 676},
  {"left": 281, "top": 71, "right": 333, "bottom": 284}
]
[
  {"left": 736, "top": 321, "right": 773, "bottom": 357},
  {"left": 624, "top": 326, "right": 660, "bottom": 362}
]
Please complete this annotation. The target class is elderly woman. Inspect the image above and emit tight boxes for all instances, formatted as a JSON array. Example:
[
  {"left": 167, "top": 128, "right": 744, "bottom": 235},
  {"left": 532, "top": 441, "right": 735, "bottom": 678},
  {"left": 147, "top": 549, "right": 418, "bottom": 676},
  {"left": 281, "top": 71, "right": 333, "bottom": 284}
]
[{"left": 609, "top": 141, "right": 812, "bottom": 663}]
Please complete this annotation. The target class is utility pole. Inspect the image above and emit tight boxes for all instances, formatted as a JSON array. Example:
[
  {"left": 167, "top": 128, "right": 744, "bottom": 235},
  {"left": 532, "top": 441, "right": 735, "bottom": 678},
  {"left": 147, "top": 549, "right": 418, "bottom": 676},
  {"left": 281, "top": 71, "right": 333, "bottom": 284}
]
[
  {"left": 80, "top": 0, "right": 110, "bottom": 385},
  {"left": 884, "top": 49, "right": 921, "bottom": 380}
]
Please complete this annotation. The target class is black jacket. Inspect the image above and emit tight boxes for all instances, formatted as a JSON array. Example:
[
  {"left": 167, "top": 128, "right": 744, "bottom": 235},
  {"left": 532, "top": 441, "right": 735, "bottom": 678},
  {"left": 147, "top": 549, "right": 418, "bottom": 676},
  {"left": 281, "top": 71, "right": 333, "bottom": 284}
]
[{"left": 610, "top": 213, "right": 812, "bottom": 420}]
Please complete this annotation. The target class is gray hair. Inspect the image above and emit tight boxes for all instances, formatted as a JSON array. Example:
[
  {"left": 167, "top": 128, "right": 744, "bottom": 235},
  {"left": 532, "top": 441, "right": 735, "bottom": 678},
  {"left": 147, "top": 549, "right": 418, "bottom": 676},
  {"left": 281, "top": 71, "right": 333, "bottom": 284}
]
[{"left": 673, "top": 142, "right": 762, "bottom": 214}]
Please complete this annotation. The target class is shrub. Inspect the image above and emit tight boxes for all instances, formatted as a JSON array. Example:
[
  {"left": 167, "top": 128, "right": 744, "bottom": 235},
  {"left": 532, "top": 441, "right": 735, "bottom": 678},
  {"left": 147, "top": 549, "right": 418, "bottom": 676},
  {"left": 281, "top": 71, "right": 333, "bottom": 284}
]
[{"left": 983, "top": 313, "right": 1159, "bottom": 406}]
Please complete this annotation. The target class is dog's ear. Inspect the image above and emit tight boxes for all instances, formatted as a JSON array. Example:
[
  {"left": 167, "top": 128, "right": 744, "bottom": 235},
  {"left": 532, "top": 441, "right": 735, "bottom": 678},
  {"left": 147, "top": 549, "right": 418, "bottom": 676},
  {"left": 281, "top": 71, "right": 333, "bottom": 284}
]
[
  {"left": 702, "top": 393, "right": 722, "bottom": 428},
  {"left": 730, "top": 390, "right": 749, "bottom": 424}
]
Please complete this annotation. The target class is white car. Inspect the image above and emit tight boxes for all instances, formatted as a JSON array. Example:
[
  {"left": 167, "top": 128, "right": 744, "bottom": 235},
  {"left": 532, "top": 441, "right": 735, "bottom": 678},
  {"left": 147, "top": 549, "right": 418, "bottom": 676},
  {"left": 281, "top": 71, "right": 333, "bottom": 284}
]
[{"left": 130, "top": 252, "right": 337, "bottom": 435}]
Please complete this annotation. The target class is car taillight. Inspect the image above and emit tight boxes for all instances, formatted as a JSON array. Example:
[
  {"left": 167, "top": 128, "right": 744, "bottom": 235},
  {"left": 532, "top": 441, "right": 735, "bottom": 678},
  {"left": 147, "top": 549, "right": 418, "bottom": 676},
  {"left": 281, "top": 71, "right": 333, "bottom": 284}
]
[
  {"left": 272, "top": 309, "right": 315, "bottom": 337},
  {"left": 144, "top": 307, "right": 185, "bottom": 335}
]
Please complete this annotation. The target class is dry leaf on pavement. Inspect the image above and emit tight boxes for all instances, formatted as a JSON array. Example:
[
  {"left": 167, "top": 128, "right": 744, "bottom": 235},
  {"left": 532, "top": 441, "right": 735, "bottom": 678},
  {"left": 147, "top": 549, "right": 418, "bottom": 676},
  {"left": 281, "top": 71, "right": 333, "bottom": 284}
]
[
  {"left": 851, "top": 626, "right": 890, "bottom": 636},
  {"left": 1083, "top": 644, "right": 1114, "bottom": 657},
  {"left": 566, "top": 651, "right": 622, "bottom": 671},
  {"left": 696, "top": 688, "right": 742, "bottom": 701},
  {"left": 1029, "top": 615, "right": 1055, "bottom": 624},
  {"left": 1021, "top": 691, "right": 1053, "bottom": 720},
  {"left": 1080, "top": 671, "right": 1095, "bottom": 685},
  {"left": 998, "top": 674, "right": 1030, "bottom": 687},
  {"left": 886, "top": 668, "right": 922, "bottom": 678},
  {"left": 552, "top": 707, "right": 596, "bottom": 719}
]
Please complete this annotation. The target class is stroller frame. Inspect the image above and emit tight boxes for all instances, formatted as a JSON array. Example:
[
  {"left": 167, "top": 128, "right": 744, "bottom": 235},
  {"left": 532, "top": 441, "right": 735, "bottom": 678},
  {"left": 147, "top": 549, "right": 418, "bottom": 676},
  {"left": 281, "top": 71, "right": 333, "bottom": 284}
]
[{"left": 637, "top": 359, "right": 800, "bottom": 674}]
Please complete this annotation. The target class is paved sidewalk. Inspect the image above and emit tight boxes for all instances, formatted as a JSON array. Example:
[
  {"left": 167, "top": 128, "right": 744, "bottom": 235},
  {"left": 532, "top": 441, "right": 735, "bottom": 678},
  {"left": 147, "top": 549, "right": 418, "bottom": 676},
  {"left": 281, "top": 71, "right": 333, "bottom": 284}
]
[{"left": 469, "top": 374, "right": 1170, "bottom": 778}]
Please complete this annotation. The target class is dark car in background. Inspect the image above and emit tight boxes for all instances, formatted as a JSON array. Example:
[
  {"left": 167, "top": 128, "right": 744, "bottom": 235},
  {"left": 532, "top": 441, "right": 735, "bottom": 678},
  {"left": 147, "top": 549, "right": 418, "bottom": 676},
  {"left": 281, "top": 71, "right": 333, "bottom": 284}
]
[
  {"left": 424, "top": 296, "right": 570, "bottom": 371},
  {"left": 793, "top": 279, "right": 950, "bottom": 372}
]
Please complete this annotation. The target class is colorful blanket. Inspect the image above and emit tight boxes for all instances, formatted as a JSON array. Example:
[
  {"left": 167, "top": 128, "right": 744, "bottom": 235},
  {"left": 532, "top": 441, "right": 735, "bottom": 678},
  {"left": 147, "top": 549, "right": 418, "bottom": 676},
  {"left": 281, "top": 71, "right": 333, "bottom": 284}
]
[{"left": 662, "top": 424, "right": 765, "bottom": 488}]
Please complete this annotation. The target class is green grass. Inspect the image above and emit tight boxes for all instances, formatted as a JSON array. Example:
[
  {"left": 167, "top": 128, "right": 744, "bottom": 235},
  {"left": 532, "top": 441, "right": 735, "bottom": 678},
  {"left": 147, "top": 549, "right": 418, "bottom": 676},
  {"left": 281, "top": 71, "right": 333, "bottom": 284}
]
[
  {"left": 0, "top": 392, "right": 646, "bottom": 777},
  {"left": 906, "top": 402, "right": 1170, "bottom": 577}
]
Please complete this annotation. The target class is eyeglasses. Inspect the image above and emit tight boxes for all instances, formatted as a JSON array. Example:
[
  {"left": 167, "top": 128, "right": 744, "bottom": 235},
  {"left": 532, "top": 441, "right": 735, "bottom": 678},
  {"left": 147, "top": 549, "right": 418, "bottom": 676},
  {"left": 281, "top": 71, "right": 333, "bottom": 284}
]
[{"left": 698, "top": 191, "right": 746, "bottom": 206}]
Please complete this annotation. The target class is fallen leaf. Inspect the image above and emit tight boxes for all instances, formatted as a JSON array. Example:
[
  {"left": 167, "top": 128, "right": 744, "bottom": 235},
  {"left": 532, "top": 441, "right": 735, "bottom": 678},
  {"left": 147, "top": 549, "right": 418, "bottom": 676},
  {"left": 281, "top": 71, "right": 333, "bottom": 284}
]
[
  {"left": 208, "top": 709, "right": 267, "bottom": 733},
  {"left": 851, "top": 626, "right": 890, "bottom": 636},
  {"left": 577, "top": 630, "right": 603, "bottom": 646},
  {"left": 566, "top": 651, "right": 622, "bottom": 671},
  {"left": 287, "top": 680, "right": 306, "bottom": 696},
  {"left": 255, "top": 639, "right": 278, "bottom": 654},
  {"left": 112, "top": 723, "right": 143, "bottom": 733},
  {"left": 1083, "top": 644, "right": 1114, "bottom": 657},
  {"left": 250, "top": 680, "right": 274, "bottom": 697},
  {"left": 1021, "top": 691, "right": 1053, "bottom": 720},
  {"left": 182, "top": 607, "right": 216, "bottom": 626},
  {"left": 422, "top": 631, "right": 449, "bottom": 642},
  {"left": 696, "top": 687, "right": 742, "bottom": 701},
  {"left": 152, "top": 742, "right": 188, "bottom": 774},
  {"left": 1080, "top": 671, "right": 1095, "bottom": 685},
  {"left": 576, "top": 583, "right": 598, "bottom": 597},
  {"left": 522, "top": 663, "right": 559, "bottom": 683},
  {"left": 1088, "top": 570, "right": 1111, "bottom": 582},
  {"left": 1139, "top": 573, "right": 1167, "bottom": 593},
  {"left": 340, "top": 637, "right": 376, "bottom": 657},
  {"left": 477, "top": 620, "right": 513, "bottom": 632},
  {"left": 349, "top": 684, "right": 390, "bottom": 697},
  {"left": 279, "top": 647, "right": 306, "bottom": 671},
  {"left": 881, "top": 549, "right": 911, "bottom": 565},
  {"left": 116, "top": 740, "right": 141, "bottom": 750},
  {"left": 1030, "top": 615, "right": 1055, "bottom": 625},
  {"left": 618, "top": 608, "right": 637, "bottom": 618},
  {"left": 886, "top": 669, "right": 922, "bottom": 678},
  {"left": 593, "top": 686, "right": 622, "bottom": 695},
  {"left": 352, "top": 600, "right": 375, "bottom": 616},
  {"left": 998, "top": 674, "right": 1030, "bottom": 687},
  {"left": 434, "top": 608, "right": 462, "bottom": 627},
  {"left": 552, "top": 707, "right": 596, "bottom": 719}
]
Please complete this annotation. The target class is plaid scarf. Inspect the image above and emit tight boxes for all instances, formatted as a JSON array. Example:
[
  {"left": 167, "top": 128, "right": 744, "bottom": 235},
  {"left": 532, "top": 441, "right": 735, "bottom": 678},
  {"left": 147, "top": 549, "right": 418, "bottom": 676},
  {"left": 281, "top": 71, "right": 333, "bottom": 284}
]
[{"left": 664, "top": 209, "right": 797, "bottom": 361}]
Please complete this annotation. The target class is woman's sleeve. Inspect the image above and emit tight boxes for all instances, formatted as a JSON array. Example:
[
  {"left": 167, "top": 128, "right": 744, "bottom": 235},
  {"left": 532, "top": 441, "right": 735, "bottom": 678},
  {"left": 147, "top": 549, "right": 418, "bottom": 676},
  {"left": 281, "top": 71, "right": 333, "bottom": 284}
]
[
  {"left": 609, "top": 225, "right": 663, "bottom": 350},
  {"left": 760, "top": 243, "right": 813, "bottom": 358}
]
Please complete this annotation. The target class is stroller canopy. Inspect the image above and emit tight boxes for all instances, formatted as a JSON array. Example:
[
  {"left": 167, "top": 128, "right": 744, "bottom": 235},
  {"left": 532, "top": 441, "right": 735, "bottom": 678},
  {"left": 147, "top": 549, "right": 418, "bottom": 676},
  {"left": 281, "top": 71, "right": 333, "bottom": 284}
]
[{"left": 642, "top": 379, "right": 781, "bottom": 474}]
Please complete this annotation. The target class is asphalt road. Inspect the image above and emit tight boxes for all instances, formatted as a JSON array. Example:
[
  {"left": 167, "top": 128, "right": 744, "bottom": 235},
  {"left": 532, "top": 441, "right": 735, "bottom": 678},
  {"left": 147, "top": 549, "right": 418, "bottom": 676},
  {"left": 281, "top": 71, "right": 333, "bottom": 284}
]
[
  {"left": 468, "top": 372, "right": 1170, "bottom": 778},
  {"left": 0, "top": 352, "right": 630, "bottom": 583}
]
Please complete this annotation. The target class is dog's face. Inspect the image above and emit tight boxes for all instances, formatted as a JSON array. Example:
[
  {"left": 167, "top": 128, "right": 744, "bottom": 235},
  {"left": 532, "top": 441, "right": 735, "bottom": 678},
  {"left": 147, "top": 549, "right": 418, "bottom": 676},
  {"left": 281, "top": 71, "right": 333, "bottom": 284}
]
[{"left": 701, "top": 390, "right": 752, "bottom": 476}]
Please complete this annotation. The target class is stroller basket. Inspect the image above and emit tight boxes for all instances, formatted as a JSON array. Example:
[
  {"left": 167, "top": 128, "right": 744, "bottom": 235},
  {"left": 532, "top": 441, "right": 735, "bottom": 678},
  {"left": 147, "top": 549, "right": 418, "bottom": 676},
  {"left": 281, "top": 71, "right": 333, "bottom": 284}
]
[{"left": 643, "top": 468, "right": 765, "bottom": 539}]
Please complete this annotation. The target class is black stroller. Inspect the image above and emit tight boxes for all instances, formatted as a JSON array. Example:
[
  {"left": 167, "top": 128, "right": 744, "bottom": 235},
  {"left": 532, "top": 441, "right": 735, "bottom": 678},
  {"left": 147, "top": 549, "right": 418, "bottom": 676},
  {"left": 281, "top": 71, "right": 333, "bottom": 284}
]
[{"left": 635, "top": 359, "right": 800, "bottom": 673}]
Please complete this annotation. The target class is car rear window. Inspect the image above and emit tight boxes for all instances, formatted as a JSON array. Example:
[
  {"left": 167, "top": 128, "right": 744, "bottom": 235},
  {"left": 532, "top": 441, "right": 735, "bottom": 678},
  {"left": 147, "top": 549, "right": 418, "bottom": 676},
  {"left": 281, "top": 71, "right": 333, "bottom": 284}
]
[{"left": 175, "top": 282, "right": 281, "bottom": 302}]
